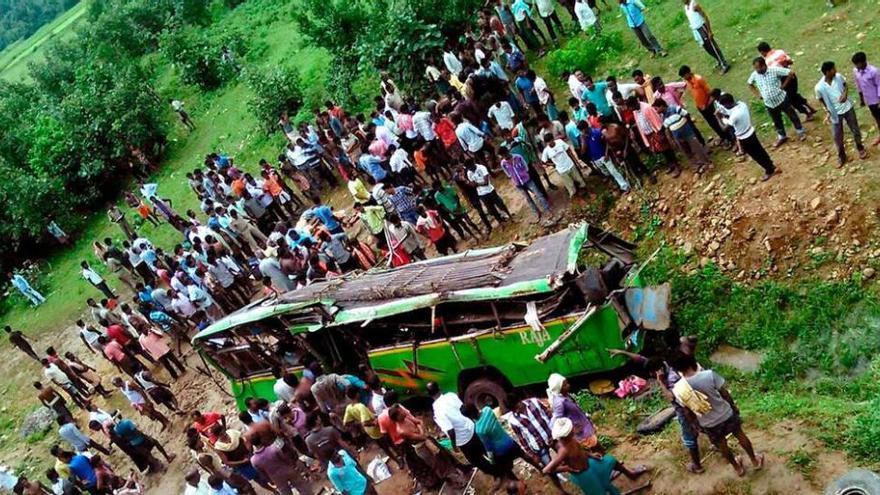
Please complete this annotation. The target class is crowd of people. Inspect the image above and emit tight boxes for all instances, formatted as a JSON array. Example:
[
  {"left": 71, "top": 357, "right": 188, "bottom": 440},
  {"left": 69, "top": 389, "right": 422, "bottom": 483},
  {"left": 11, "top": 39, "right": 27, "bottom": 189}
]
[{"left": 4, "top": 0, "right": 880, "bottom": 493}]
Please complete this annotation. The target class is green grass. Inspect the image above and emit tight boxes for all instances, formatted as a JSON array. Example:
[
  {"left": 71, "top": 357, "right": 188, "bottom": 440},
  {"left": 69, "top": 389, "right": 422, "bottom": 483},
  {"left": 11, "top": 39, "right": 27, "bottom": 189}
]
[{"left": 0, "top": 0, "right": 91, "bottom": 82}]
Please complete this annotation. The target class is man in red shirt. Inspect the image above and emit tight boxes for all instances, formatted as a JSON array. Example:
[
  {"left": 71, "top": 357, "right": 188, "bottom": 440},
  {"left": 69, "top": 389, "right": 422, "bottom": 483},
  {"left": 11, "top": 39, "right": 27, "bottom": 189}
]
[
  {"left": 415, "top": 206, "right": 457, "bottom": 256},
  {"left": 191, "top": 411, "right": 226, "bottom": 445},
  {"left": 757, "top": 42, "right": 817, "bottom": 119},
  {"left": 97, "top": 335, "right": 142, "bottom": 378}
]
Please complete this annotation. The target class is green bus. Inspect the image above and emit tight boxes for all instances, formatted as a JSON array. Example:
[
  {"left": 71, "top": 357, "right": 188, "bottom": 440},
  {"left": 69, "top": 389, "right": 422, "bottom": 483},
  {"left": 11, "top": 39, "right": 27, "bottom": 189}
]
[{"left": 192, "top": 224, "right": 665, "bottom": 409}]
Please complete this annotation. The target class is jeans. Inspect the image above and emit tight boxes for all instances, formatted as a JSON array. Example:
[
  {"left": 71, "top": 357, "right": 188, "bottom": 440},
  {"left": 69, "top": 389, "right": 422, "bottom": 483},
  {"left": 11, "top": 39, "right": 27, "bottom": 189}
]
[
  {"left": 766, "top": 97, "right": 804, "bottom": 139},
  {"left": 18, "top": 286, "right": 46, "bottom": 306},
  {"left": 477, "top": 190, "right": 512, "bottom": 223},
  {"left": 516, "top": 180, "right": 551, "bottom": 215},
  {"left": 676, "top": 410, "right": 699, "bottom": 450},
  {"left": 632, "top": 22, "right": 663, "bottom": 54},
  {"left": 695, "top": 25, "right": 727, "bottom": 67},
  {"left": 556, "top": 167, "right": 586, "bottom": 197},
  {"left": 831, "top": 107, "right": 864, "bottom": 163},
  {"left": 739, "top": 133, "right": 775, "bottom": 174}
]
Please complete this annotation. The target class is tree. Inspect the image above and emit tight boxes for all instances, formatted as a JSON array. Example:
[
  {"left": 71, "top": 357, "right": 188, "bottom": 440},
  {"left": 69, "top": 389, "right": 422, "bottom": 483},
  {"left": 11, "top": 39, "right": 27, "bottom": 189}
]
[{"left": 246, "top": 65, "right": 304, "bottom": 133}]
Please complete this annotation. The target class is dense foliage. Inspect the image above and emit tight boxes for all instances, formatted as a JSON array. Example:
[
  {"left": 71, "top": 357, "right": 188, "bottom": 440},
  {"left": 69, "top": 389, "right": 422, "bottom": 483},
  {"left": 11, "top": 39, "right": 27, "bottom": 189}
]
[
  {"left": 0, "top": 0, "right": 79, "bottom": 52},
  {"left": 294, "top": 0, "right": 482, "bottom": 107},
  {"left": 0, "top": 0, "right": 224, "bottom": 266},
  {"left": 246, "top": 65, "right": 304, "bottom": 133}
]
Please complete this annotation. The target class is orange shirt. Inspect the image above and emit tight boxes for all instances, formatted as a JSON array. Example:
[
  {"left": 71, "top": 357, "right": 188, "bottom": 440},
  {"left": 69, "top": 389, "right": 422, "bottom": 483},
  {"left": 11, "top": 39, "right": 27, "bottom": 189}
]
[
  {"left": 686, "top": 74, "right": 712, "bottom": 110},
  {"left": 231, "top": 178, "right": 246, "bottom": 197},
  {"left": 263, "top": 176, "right": 283, "bottom": 197},
  {"left": 413, "top": 150, "right": 428, "bottom": 172}
]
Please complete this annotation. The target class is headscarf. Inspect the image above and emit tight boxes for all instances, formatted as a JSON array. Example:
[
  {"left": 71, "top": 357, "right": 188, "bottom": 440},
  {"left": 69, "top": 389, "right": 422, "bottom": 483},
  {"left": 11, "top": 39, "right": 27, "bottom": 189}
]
[
  {"left": 547, "top": 373, "right": 566, "bottom": 401},
  {"left": 551, "top": 417, "right": 573, "bottom": 440},
  {"left": 212, "top": 429, "right": 241, "bottom": 452}
]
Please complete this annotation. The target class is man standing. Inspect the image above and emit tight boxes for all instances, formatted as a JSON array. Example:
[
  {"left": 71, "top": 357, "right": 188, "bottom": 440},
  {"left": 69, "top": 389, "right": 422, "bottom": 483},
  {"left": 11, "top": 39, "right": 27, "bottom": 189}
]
[
  {"left": 815, "top": 61, "right": 867, "bottom": 166},
  {"left": 499, "top": 146, "right": 551, "bottom": 219},
  {"left": 757, "top": 42, "right": 817, "bottom": 120},
  {"left": 5, "top": 326, "right": 39, "bottom": 361},
  {"left": 717, "top": 93, "right": 779, "bottom": 181},
  {"left": 34, "top": 382, "right": 74, "bottom": 424},
  {"left": 42, "top": 359, "right": 88, "bottom": 408},
  {"left": 8, "top": 272, "right": 46, "bottom": 306},
  {"left": 679, "top": 65, "right": 734, "bottom": 148},
  {"left": 57, "top": 416, "right": 111, "bottom": 455},
  {"left": 541, "top": 134, "right": 586, "bottom": 198},
  {"left": 464, "top": 159, "right": 513, "bottom": 224},
  {"left": 619, "top": 0, "right": 666, "bottom": 57},
  {"left": 671, "top": 353, "right": 764, "bottom": 476},
  {"left": 427, "top": 382, "right": 499, "bottom": 477},
  {"left": 683, "top": 0, "right": 728, "bottom": 72},
  {"left": 852, "top": 52, "right": 880, "bottom": 147},
  {"left": 170, "top": 98, "right": 196, "bottom": 131},
  {"left": 748, "top": 57, "right": 806, "bottom": 147},
  {"left": 250, "top": 435, "right": 311, "bottom": 495},
  {"left": 80, "top": 261, "right": 116, "bottom": 300}
]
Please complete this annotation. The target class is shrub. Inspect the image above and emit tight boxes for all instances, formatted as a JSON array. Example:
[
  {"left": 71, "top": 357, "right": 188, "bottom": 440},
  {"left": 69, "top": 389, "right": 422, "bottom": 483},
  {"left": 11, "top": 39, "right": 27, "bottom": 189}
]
[
  {"left": 159, "top": 24, "right": 247, "bottom": 90},
  {"left": 545, "top": 32, "right": 625, "bottom": 79},
  {"left": 845, "top": 398, "right": 880, "bottom": 461},
  {"left": 245, "top": 65, "right": 304, "bottom": 133}
]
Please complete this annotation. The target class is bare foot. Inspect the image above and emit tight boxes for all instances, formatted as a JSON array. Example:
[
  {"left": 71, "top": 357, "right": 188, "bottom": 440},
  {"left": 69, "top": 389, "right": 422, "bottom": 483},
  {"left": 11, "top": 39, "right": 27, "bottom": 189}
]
[
  {"left": 752, "top": 453, "right": 765, "bottom": 470},
  {"left": 733, "top": 456, "right": 746, "bottom": 477},
  {"left": 628, "top": 464, "right": 650, "bottom": 479}
]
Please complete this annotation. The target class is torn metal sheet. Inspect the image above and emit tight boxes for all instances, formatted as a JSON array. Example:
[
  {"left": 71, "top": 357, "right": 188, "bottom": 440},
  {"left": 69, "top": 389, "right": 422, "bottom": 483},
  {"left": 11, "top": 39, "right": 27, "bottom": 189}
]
[{"left": 624, "top": 284, "right": 671, "bottom": 330}]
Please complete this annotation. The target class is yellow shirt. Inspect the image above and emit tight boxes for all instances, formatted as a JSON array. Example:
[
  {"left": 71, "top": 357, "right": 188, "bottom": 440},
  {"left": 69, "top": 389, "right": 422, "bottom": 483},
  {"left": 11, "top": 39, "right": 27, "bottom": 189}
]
[
  {"left": 343, "top": 403, "right": 382, "bottom": 439},
  {"left": 449, "top": 74, "right": 466, "bottom": 94},
  {"left": 55, "top": 459, "right": 71, "bottom": 479},
  {"left": 347, "top": 178, "right": 371, "bottom": 204}
]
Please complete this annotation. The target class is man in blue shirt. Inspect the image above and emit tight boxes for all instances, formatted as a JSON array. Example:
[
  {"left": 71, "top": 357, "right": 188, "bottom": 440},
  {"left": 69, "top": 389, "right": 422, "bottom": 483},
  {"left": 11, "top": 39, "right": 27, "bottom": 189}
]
[
  {"left": 580, "top": 76, "right": 612, "bottom": 116},
  {"left": 327, "top": 450, "right": 369, "bottom": 495},
  {"left": 66, "top": 452, "right": 97, "bottom": 491},
  {"left": 8, "top": 272, "right": 46, "bottom": 306},
  {"left": 619, "top": 0, "right": 666, "bottom": 57},
  {"left": 516, "top": 70, "right": 541, "bottom": 114},
  {"left": 304, "top": 197, "right": 344, "bottom": 234}
]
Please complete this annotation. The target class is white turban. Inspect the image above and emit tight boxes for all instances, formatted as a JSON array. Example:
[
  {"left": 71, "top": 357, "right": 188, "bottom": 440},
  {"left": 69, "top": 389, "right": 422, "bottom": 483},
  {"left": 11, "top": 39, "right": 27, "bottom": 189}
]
[
  {"left": 547, "top": 373, "right": 566, "bottom": 400},
  {"left": 551, "top": 417, "right": 573, "bottom": 440}
]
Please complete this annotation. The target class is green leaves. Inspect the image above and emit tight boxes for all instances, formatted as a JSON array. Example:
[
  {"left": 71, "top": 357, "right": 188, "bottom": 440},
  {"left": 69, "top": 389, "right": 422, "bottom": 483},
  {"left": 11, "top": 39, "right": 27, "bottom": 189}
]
[{"left": 245, "top": 65, "right": 304, "bottom": 133}]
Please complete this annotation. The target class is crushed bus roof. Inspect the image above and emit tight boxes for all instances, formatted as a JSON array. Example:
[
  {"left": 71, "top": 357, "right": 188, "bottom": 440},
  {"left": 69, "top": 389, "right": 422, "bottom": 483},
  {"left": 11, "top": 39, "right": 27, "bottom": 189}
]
[{"left": 192, "top": 223, "right": 635, "bottom": 342}]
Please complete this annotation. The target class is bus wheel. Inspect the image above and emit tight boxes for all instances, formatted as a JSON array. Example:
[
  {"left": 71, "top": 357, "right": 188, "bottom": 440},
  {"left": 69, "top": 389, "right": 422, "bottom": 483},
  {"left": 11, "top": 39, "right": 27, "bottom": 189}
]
[{"left": 464, "top": 378, "right": 508, "bottom": 411}]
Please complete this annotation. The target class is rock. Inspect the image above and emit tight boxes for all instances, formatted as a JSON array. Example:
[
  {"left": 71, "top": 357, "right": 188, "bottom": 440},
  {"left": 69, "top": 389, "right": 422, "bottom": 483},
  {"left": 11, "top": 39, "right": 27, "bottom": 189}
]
[
  {"left": 825, "top": 210, "right": 839, "bottom": 226},
  {"left": 682, "top": 242, "right": 694, "bottom": 256},
  {"left": 812, "top": 247, "right": 825, "bottom": 255},
  {"left": 810, "top": 197, "right": 823, "bottom": 210},
  {"left": 749, "top": 177, "right": 757, "bottom": 185},
  {"left": 863, "top": 267, "right": 876, "bottom": 279},
  {"left": 699, "top": 256, "right": 710, "bottom": 267},
  {"left": 708, "top": 241, "right": 721, "bottom": 252}
]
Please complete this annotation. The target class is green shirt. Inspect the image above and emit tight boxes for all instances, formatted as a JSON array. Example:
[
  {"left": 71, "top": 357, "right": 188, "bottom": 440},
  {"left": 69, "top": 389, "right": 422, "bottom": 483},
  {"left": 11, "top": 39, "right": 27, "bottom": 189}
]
[
  {"left": 434, "top": 185, "right": 465, "bottom": 215},
  {"left": 359, "top": 206, "right": 386, "bottom": 235}
]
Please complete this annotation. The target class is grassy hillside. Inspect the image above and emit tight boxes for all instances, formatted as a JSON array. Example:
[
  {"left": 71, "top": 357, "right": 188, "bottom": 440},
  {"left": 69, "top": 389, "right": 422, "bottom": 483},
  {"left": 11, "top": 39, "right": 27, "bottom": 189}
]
[{"left": 0, "top": 0, "right": 90, "bottom": 82}]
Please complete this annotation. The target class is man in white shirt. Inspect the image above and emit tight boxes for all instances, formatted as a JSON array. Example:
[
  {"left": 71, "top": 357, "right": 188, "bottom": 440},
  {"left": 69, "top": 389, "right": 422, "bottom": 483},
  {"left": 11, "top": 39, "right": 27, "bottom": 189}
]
[
  {"left": 443, "top": 44, "right": 463, "bottom": 76},
  {"left": 388, "top": 145, "right": 417, "bottom": 185},
  {"left": 535, "top": 0, "right": 564, "bottom": 43},
  {"left": 717, "top": 93, "right": 777, "bottom": 181},
  {"left": 81, "top": 261, "right": 116, "bottom": 299},
  {"left": 488, "top": 100, "right": 516, "bottom": 131},
  {"left": 452, "top": 114, "right": 485, "bottom": 153},
  {"left": 815, "top": 61, "right": 867, "bottom": 166},
  {"left": 683, "top": 0, "right": 729, "bottom": 72},
  {"left": 273, "top": 373, "right": 299, "bottom": 403},
  {"left": 464, "top": 159, "right": 512, "bottom": 224},
  {"left": 427, "top": 382, "right": 498, "bottom": 476},
  {"left": 540, "top": 134, "right": 586, "bottom": 197}
]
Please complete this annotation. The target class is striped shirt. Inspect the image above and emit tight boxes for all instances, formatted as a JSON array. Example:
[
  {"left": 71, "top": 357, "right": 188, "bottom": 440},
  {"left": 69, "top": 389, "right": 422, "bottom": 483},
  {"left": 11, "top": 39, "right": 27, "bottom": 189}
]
[{"left": 505, "top": 398, "right": 553, "bottom": 454}]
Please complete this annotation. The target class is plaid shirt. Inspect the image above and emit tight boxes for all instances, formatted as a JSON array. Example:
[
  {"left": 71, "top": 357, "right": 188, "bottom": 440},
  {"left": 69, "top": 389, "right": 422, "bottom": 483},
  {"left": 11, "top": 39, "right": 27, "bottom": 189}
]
[
  {"left": 389, "top": 187, "right": 418, "bottom": 217},
  {"left": 747, "top": 66, "right": 792, "bottom": 108},
  {"left": 505, "top": 398, "right": 553, "bottom": 454}
]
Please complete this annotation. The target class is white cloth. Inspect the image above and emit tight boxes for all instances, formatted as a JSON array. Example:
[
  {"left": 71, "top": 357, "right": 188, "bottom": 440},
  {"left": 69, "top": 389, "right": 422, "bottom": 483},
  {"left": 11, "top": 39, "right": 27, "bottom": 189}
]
[
  {"left": 455, "top": 122, "right": 485, "bottom": 152},
  {"left": 541, "top": 140, "right": 576, "bottom": 173},
  {"left": 273, "top": 379, "right": 297, "bottom": 403},
  {"left": 412, "top": 111, "right": 436, "bottom": 141},
  {"left": 488, "top": 102, "right": 515, "bottom": 130},
  {"left": 575, "top": 0, "right": 598, "bottom": 30},
  {"left": 389, "top": 149, "right": 413, "bottom": 173},
  {"left": 432, "top": 392, "right": 475, "bottom": 446},
  {"left": 467, "top": 164, "right": 495, "bottom": 196},
  {"left": 82, "top": 268, "right": 104, "bottom": 285},
  {"left": 551, "top": 417, "right": 573, "bottom": 440},
  {"left": 717, "top": 101, "right": 755, "bottom": 139},
  {"left": 535, "top": 0, "right": 556, "bottom": 17},
  {"left": 547, "top": 373, "right": 566, "bottom": 401},
  {"left": 443, "top": 51, "right": 463, "bottom": 75},
  {"left": 44, "top": 364, "right": 71, "bottom": 386},
  {"left": 534, "top": 77, "right": 553, "bottom": 106}
]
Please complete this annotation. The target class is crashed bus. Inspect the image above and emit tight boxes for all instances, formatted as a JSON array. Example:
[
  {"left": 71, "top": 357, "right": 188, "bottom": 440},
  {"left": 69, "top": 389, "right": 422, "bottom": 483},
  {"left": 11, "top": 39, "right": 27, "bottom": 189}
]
[{"left": 191, "top": 224, "right": 668, "bottom": 409}]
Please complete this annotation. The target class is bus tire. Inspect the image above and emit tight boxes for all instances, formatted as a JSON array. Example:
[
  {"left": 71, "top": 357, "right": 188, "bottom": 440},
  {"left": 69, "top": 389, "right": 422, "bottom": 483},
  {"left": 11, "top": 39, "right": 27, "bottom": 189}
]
[
  {"left": 463, "top": 378, "right": 508, "bottom": 411},
  {"left": 825, "top": 470, "right": 880, "bottom": 495}
]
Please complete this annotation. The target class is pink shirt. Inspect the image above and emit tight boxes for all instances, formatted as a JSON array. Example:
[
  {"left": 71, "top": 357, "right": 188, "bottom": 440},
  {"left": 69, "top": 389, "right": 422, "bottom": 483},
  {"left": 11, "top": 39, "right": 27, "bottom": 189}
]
[
  {"left": 139, "top": 331, "right": 170, "bottom": 359},
  {"left": 103, "top": 341, "right": 126, "bottom": 362},
  {"left": 654, "top": 81, "right": 688, "bottom": 108}
]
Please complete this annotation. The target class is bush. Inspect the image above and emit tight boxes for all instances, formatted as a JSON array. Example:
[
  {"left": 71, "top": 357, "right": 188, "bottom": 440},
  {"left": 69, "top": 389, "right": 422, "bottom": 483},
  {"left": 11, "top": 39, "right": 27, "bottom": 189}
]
[
  {"left": 159, "top": 24, "right": 247, "bottom": 90},
  {"left": 845, "top": 398, "right": 880, "bottom": 461},
  {"left": 245, "top": 65, "right": 304, "bottom": 133},
  {"left": 545, "top": 32, "right": 625, "bottom": 79}
]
